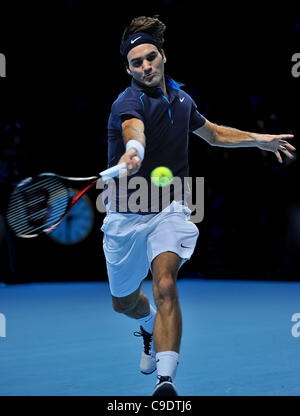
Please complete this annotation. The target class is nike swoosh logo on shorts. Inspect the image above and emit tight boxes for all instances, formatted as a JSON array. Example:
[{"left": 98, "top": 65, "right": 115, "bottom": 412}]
[
  {"left": 131, "top": 36, "right": 142, "bottom": 44},
  {"left": 181, "top": 243, "right": 190, "bottom": 248}
]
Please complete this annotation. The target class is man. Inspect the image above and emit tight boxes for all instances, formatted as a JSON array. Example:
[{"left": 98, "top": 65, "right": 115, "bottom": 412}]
[{"left": 101, "top": 16, "right": 295, "bottom": 396}]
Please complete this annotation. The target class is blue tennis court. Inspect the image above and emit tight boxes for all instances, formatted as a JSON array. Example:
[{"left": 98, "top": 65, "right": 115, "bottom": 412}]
[{"left": 0, "top": 278, "right": 299, "bottom": 396}]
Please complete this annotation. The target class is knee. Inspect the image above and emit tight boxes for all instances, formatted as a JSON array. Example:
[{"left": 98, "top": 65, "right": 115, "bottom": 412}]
[
  {"left": 153, "top": 273, "right": 178, "bottom": 307},
  {"left": 112, "top": 294, "right": 138, "bottom": 315}
]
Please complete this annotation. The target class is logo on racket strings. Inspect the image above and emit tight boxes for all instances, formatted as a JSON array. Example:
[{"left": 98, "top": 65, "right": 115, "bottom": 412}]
[{"left": 22, "top": 187, "right": 50, "bottom": 229}]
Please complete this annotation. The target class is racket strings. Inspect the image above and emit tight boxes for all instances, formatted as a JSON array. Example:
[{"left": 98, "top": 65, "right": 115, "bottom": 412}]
[
  {"left": 7, "top": 176, "right": 70, "bottom": 237},
  {"left": 8, "top": 196, "right": 66, "bottom": 231},
  {"left": 7, "top": 180, "right": 64, "bottom": 219},
  {"left": 8, "top": 198, "right": 68, "bottom": 236}
]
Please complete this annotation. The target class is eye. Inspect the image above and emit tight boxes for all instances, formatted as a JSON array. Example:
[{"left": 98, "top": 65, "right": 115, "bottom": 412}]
[
  {"left": 132, "top": 60, "right": 142, "bottom": 68},
  {"left": 147, "top": 53, "right": 157, "bottom": 61}
]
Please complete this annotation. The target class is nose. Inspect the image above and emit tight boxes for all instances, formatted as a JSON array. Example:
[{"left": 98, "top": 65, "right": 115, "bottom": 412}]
[{"left": 142, "top": 60, "right": 152, "bottom": 73}]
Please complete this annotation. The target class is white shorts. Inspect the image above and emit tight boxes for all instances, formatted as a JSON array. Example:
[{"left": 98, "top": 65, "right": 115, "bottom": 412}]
[{"left": 100, "top": 200, "right": 199, "bottom": 297}]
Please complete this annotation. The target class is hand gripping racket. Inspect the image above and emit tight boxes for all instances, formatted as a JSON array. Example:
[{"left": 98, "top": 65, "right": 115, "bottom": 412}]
[{"left": 6, "top": 163, "right": 127, "bottom": 238}]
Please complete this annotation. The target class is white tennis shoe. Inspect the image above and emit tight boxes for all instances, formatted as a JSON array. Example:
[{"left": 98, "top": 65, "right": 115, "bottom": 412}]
[
  {"left": 152, "top": 376, "right": 178, "bottom": 396},
  {"left": 134, "top": 326, "right": 156, "bottom": 375}
]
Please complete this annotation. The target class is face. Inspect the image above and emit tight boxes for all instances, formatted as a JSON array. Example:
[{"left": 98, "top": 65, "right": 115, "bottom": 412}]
[{"left": 126, "top": 44, "right": 166, "bottom": 88}]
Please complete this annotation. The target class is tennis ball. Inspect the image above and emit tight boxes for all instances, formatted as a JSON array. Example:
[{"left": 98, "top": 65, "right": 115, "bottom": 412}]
[{"left": 151, "top": 166, "right": 173, "bottom": 187}]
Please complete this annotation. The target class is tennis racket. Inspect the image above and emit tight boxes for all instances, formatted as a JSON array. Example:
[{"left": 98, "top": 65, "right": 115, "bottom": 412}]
[{"left": 6, "top": 163, "right": 127, "bottom": 238}]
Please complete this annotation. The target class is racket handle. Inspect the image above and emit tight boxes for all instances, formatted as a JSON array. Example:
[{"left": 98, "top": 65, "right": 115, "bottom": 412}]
[{"left": 99, "top": 162, "right": 127, "bottom": 181}]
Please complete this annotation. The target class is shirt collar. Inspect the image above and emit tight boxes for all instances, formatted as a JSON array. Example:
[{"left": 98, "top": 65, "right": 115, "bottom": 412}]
[{"left": 165, "top": 75, "right": 184, "bottom": 91}]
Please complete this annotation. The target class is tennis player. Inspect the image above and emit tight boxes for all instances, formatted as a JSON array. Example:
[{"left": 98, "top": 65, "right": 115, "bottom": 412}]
[{"left": 101, "top": 16, "right": 295, "bottom": 396}]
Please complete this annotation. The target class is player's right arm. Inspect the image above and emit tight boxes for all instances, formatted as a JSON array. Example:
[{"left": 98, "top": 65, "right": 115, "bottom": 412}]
[{"left": 118, "top": 117, "right": 146, "bottom": 175}]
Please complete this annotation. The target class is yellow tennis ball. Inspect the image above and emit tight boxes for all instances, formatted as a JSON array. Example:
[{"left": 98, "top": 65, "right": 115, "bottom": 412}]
[{"left": 151, "top": 166, "right": 173, "bottom": 187}]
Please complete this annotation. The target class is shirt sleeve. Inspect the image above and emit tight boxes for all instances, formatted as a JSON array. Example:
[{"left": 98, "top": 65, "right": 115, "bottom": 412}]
[
  {"left": 112, "top": 92, "right": 145, "bottom": 124},
  {"left": 189, "top": 99, "right": 206, "bottom": 132}
]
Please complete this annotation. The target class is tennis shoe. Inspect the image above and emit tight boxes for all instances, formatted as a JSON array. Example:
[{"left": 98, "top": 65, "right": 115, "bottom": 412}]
[
  {"left": 152, "top": 376, "right": 178, "bottom": 396},
  {"left": 134, "top": 326, "right": 156, "bottom": 375}
]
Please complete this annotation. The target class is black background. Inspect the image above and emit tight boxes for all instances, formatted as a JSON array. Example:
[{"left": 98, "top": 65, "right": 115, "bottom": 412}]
[{"left": 0, "top": 1, "right": 299, "bottom": 283}]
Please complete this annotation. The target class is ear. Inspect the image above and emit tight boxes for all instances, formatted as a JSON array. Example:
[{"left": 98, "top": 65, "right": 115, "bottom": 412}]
[
  {"left": 161, "top": 49, "right": 167, "bottom": 64},
  {"left": 125, "top": 63, "right": 131, "bottom": 76}
]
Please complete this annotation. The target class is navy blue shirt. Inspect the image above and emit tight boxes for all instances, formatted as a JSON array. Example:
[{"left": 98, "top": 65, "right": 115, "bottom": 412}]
[{"left": 106, "top": 75, "right": 206, "bottom": 213}]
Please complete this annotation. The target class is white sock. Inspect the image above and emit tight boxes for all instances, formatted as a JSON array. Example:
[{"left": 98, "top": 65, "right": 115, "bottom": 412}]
[
  {"left": 137, "top": 304, "right": 156, "bottom": 334},
  {"left": 156, "top": 351, "right": 179, "bottom": 382}
]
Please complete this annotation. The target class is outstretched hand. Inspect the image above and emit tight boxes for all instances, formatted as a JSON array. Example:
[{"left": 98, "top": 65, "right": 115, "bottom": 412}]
[
  {"left": 256, "top": 133, "right": 296, "bottom": 163},
  {"left": 118, "top": 147, "right": 141, "bottom": 176}
]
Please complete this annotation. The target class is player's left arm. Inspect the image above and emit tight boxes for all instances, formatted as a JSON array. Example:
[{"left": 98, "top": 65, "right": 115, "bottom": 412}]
[{"left": 193, "top": 120, "right": 296, "bottom": 163}]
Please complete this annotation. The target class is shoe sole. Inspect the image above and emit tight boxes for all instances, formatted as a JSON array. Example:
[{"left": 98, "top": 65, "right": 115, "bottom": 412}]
[
  {"left": 152, "top": 382, "right": 178, "bottom": 396},
  {"left": 141, "top": 368, "right": 156, "bottom": 375}
]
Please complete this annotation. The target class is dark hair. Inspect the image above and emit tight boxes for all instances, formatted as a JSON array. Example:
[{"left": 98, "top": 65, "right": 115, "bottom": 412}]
[{"left": 121, "top": 15, "right": 166, "bottom": 50}]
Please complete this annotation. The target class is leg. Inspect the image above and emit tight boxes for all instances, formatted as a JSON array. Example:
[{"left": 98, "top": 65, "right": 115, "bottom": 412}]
[
  {"left": 151, "top": 251, "right": 182, "bottom": 353},
  {"left": 151, "top": 251, "right": 182, "bottom": 395},
  {"left": 112, "top": 282, "right": 150, "bottom": 319},
  {"left": 112, "top": 281, "right": 157, "bottom": 375}
]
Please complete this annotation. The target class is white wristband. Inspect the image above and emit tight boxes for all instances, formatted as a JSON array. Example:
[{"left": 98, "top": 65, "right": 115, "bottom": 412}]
[{"left": 126, "top": 139, "right": 145, "bottom": 162}]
